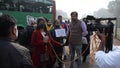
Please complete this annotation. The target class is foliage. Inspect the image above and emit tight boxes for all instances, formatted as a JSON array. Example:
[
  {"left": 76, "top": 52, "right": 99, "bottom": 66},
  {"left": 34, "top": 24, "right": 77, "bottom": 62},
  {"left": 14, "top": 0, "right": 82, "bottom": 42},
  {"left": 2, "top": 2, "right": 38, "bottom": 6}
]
[
  {"left": 108, "top": 0, "right": 120, "bottom": 17},
  {"left": 94, "top": 8, "right": 113, "bottom": 18}
]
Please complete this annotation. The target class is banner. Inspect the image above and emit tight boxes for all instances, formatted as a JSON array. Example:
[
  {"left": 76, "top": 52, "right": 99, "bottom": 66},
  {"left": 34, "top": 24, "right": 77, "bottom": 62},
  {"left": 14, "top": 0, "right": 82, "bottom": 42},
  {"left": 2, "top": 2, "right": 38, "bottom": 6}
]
[{"left": 55, "top": 29, "right": 66, "bottom": 37}]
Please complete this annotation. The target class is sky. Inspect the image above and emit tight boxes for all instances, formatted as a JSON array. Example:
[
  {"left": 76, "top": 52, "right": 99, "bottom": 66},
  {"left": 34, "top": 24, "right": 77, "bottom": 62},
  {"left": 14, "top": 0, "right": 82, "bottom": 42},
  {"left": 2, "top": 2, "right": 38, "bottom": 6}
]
[{"left": 56, "top": 0, "right": 113, "bottom": 18}]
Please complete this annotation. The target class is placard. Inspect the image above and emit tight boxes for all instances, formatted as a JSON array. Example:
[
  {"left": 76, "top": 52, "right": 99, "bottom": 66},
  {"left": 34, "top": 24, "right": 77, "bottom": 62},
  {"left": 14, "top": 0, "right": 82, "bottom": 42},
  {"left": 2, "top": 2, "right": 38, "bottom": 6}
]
[{"left": 55, "top": 29, "right": 66, "bottom": 37}]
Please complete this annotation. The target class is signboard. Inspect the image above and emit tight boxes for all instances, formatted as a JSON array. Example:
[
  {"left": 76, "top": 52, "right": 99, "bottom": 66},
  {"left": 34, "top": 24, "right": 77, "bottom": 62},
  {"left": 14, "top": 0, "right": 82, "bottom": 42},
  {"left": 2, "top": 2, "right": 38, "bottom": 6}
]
[{"left": 55, "top": 29, "right": 66, "bottom": 37}]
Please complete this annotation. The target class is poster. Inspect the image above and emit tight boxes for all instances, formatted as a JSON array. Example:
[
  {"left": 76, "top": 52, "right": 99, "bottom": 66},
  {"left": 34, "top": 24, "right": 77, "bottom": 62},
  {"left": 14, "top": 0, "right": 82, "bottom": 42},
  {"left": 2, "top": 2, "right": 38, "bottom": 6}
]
[{"left": 55, "top": 29, "right": 66, "bottom": 37}]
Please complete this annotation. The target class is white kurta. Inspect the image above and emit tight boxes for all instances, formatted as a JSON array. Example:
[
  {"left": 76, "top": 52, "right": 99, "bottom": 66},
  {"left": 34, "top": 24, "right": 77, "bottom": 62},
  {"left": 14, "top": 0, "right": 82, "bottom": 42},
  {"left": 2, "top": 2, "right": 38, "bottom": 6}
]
[{"left": 95, "top": 46, "right": 120, "bottom": 68}]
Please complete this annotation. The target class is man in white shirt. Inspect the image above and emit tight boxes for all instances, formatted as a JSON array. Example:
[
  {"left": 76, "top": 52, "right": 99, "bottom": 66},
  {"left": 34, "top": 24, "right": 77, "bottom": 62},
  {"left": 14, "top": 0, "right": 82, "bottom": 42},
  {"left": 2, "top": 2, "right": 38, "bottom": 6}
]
[{"left": 95, "top": 31, "right": 120, "bottom": 68}]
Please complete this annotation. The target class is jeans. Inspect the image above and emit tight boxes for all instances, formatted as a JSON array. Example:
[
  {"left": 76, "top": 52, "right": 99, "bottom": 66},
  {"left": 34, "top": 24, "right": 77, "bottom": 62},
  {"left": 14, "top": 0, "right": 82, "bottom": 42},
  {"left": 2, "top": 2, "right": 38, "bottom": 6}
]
[{"left": 69, "top": 43, "right": 82, "bottom": 68}]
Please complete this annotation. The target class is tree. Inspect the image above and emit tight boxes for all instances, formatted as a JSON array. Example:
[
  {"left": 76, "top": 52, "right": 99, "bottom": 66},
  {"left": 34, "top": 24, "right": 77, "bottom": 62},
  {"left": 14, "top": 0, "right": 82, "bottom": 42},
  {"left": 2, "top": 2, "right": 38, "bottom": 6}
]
[
  {"left": 56, "top": 10, "right": 69, "bottom": 19},
  {"left": 108, "top": 0, "right": 120, "bottom": 17},
  {"left": 93, "top": 8, "right": 113, "bottom": 18}
]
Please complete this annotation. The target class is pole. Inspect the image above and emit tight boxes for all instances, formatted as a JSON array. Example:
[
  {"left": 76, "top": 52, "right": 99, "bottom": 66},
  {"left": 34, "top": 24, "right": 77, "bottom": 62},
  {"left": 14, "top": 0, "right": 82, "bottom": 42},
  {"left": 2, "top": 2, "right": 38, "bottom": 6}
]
[{"left": 115, "top": 17, "right": 118, "bottom": 38}]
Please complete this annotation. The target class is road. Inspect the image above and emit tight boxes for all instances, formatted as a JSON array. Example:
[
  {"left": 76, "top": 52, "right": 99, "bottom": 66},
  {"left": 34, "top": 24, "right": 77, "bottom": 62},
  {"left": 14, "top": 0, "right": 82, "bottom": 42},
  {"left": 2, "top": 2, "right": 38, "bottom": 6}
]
[
  {"left": 54, "top": 37, "right": 120, "bottom": 68},
  {"left": 54, "top": 46, "right": 99, "bottom": 68}
]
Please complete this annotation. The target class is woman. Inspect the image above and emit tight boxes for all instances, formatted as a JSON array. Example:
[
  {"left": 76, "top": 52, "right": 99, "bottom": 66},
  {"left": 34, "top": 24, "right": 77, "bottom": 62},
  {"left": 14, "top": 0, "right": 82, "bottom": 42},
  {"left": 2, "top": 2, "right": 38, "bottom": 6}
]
[{"left": 31, "top": 18, "right": 62, "bottom": 68}]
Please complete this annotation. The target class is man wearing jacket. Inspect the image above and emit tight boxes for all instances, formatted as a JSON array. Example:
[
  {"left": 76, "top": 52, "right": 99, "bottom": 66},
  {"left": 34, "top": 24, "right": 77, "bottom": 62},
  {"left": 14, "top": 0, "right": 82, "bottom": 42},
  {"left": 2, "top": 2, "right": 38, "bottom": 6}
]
[
  {"left": 0, "top": 14, "right": 34, "bottom": 68},
  {"left": 69, "top": 11, "right": 88, "bottom": 68}
]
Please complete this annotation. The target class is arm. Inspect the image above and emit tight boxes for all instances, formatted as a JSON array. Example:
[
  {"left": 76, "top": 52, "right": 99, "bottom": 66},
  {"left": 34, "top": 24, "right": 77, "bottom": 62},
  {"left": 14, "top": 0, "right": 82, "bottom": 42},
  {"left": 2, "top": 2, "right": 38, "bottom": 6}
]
[
  {"left": 50, "top": 37, "right": 61, "bottom": 47},
  {"left": 97, "top": 30, "right": 106, "bottom": 51},
  {"left": 97, "top": 41, "right": 105, "bottom": 51},
  {"left": 21, "top": 49, "right": 34, "bottom": 68},
  {"left": 47, "top": 31, "right": 61, "bottom": 47},
  {"left": 95, "top": 48, "right": 120, "bottom": 68},
  {"left": 95, "top": 31, "right": 119, "bottom": 68},
  {"left": 81, "top": 21, "right": 88, "bottom": 36}
]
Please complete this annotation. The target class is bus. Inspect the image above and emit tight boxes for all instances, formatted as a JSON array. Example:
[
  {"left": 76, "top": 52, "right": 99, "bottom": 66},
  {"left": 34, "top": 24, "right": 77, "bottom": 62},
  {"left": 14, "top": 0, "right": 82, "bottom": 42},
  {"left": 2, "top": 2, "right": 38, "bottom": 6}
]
[{"left": 0, "top": 0, "right": 56, "bottom": 29}]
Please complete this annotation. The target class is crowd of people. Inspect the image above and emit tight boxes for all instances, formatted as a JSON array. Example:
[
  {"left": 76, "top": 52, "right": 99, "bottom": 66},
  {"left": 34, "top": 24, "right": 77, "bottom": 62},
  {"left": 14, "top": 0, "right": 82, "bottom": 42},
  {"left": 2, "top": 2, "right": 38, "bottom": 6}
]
[{"left": 0, "top": 11, "right": 119, "bottom": 68}]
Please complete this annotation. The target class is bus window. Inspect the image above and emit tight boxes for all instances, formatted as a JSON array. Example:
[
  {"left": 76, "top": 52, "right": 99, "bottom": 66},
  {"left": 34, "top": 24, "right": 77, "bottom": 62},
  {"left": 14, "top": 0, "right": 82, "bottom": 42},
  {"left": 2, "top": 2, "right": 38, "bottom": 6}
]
[
  {"left": 0, "top": 0, "right": 56, "bottom": 28},
  {"left": 0, "top": 0, "right": 54, "bottom": 14}
]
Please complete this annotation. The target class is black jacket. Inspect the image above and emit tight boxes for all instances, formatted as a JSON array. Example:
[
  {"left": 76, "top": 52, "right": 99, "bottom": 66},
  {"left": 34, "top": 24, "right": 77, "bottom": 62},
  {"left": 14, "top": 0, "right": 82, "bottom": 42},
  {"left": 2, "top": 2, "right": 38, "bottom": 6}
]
[{"left": 0, "top": 38, "right": 34, "bottom": 68}]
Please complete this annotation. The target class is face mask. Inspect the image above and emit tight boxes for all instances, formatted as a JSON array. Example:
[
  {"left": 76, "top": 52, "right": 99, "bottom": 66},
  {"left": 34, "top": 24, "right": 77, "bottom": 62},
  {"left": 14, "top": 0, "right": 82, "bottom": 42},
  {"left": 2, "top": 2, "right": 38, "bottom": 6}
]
[
  {"left": 38, "top": 23, "right": 44, "bottom": 28},
  {"left": 47, "top": 24, "right": 52, "bottom": 27},
  {"left": 15, "top": 25, "right": 18, "bottom": 38},
  {"left": 37, "top": 23, "right": 46, "bottom": 30}
]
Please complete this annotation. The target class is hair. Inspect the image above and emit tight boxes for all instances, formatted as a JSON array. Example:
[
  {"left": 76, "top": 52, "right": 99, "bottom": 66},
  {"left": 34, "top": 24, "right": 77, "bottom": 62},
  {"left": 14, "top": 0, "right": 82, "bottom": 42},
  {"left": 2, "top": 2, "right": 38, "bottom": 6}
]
[
  {"left": 58, "top": 15, "right": 62, "bottom": 18},
  {"left": 0, "top": 14, "right": 16, "bottom": 37},
  {"left": 37, "top": 17, "right": 45, "bottom": 25},
  {"left": 70, "top": 11, "right": 78, "bottom": 17},
  {"left": 53, "top": 20, "right": 58, "bottom": 24},
  {"left": 58, "top": 15, "right": 62, "bottom": 20},
  {"left": 43, "top": 17, "right": 48, "bottom": 22}
]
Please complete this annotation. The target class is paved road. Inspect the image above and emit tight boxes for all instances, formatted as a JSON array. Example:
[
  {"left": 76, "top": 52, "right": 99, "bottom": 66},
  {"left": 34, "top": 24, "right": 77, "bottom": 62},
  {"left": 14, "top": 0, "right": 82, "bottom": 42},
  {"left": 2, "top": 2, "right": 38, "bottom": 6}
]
[
  {"left": 54, "top": 54, "right": 99, "bottom": 68},
  {"left": 54, "top": 37, "right": 120, "bottom": 68}
]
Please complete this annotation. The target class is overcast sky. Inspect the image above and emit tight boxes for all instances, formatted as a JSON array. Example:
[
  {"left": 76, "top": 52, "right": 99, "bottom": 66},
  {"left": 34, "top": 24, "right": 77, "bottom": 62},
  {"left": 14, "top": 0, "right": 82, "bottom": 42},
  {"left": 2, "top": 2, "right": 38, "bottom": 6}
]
[{"left": 56, "top": 0, "right": 113, "bottom": 18}]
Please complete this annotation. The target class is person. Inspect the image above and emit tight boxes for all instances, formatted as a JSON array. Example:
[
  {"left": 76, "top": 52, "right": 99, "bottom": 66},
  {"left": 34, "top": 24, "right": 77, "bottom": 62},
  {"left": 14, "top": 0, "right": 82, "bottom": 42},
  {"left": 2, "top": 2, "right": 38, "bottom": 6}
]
[
  {"left": 81, "top": 36, "right": 89, "bottom": 63},
  {"left": 0, "top": 14, "right": 34, "bottom": 68},
  {"left": 50, "top": 20, "right": 65, "bottom": 68},
  {"left": 58, "top": 15, "right": 68, "bottom": 33},
  {"left": 31, "top": 18, "right": 62, "bottom": 68},
  {"left": 45, "top": 20, "right": 53, "bottom": 31},
  {"left": 58, "top": 15, "right": 68, "bottom": 60},
  {"left": 18, "top": 18, "right": 35, "bottom": 55},
  {"left": 67, "top": 11, "right": 88, "bottom": 68},
  {"left": 95, "top": 30, "right": 120, "bottom": 68},
  {"left": 105, "top": 19, "right": 114, "bottom": 52},
  {"left": 82, "top": 18, "right": 90, "bottom": 63}
]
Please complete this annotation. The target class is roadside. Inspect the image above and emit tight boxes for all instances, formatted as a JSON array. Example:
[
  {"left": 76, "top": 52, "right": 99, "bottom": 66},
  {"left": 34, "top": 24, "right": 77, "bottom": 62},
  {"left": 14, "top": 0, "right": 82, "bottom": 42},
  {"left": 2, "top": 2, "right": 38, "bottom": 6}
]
[{"left": 113, "top": 37, "right": 120, "bottom": 45}]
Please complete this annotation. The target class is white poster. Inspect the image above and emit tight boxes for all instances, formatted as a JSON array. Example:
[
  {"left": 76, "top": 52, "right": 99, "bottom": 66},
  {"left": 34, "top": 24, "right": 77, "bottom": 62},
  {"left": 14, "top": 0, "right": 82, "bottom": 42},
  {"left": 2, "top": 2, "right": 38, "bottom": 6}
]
[{"left": 55, "top": 29, "right": 66, "bottom": 37}]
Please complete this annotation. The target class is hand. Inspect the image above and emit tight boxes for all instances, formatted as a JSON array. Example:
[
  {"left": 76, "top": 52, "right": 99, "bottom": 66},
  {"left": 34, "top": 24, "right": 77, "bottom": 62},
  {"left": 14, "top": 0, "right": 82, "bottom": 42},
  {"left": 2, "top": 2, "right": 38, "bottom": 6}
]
[
  {"left": 60, "top": 44, "right": 66, "bottom": 47},
  {"left": 96, "top": 29, "right": 106, "bottom": 51},
  {"left": 43, "top": 40, "right": 48, "bottom": 43},
  {"left": 96, "top": 29, "right": 107, "bottom": 42},
  {"left": 43, "top": 36, "right": 49, "bottom": 43}
]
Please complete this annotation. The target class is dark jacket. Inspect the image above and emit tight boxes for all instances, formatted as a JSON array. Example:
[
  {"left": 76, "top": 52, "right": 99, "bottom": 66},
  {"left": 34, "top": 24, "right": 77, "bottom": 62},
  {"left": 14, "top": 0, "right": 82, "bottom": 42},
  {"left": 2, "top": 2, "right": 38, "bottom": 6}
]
[
  {"left": 69, "top": 20, "right": 82, "bottom": 45},
  {"left": 50, "top": 28, "right": 64, "bottom": 53},
  {"left": 0, "top": 38, "right": 34, "bottom": 68}
]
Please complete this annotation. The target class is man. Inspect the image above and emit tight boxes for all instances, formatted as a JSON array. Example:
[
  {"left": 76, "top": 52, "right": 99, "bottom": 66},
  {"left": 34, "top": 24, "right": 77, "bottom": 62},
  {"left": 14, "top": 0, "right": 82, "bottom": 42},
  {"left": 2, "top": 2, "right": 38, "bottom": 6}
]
[
  {"left": 58, "top": 15, "right": 68, "bottom": 60},
  {"left": 68, "top": 11, "right": 87, "bottom": 68},
  {"left": 58, "top": 15, "right": 68, "bottom": 33},
  {"left": 95, "top": 30, "right": 120, "bottom": 68},
  {"left": 0, "top": 14, "right": 34, "bottom": 68},
  {"left": 18, "top": 18, "right": 35, "bottom": 54},
  {"left": 50, "top": 20, "right": 64, "bottom": 68}
]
